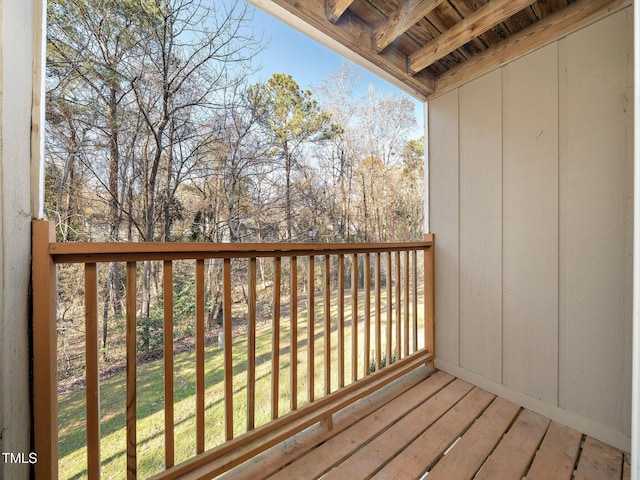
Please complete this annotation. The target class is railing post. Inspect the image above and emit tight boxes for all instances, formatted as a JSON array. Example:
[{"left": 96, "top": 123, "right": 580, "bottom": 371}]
[
  {"left": 424, "top": 234, "right": 435, "bottom": 368},
  {"left": 32, "top": 220, "right": 58, "bottom": 480}
]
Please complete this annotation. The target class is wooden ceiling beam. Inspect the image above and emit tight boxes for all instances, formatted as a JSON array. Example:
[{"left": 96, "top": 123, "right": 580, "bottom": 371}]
[
  {"left": 326, "top": 0, "right": 356, "bottom": 23},
  {"left": 250, "top": 0, "right": 435, "bottom": 99},
  {"left": 373, "top": 0, "right": 444, "bottom": 53},
  {"left": 408, "top": 0, "right": 539, "bottom": 73},
  {"left": 431, "top": 0, "right": 630, "bottom": 99}
]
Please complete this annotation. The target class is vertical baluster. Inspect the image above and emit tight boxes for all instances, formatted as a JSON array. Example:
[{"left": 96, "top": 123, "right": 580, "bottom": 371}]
[
  {"left": 364, "top": 253, "right": 371, "bottom": 377},
  {"left": 386, "top": 253, "right": 392, "bottom": 366},
  {"left": 375, "top": 253, "right": 382, "bottom": 371},
  {"left": 163, "top": 260, "right": 175, "bottom": 467},
  {"left": 247, "top": 258, "right": 257, "bottom": 431},
  {"left": 404, "top": 250, "right": 410, "bottom": 358},
  {"left": 196, "top": 259, "right": 205, "bottom": 451},
  {"left": 424, "top": 237, "right": 435, "bottom": 367},
  {"left": 351, "top": 254, "right": 358, "bottom": 383},
  {"left": 85, "top": 263, "right": 100, "bottom": 479},
  {"left": 308, "top": 256, "right": 315, "bottom": 402},
  {"left": 338, "top": 254, "right": 345, "bottom": 388},
  {"left": 395, "top": 252, "right": 401, "bottom": 361},
  {"left": 412, "top": 250, "right": 418, "bottom": 353},
  {"left": 290, "top": 256, "right": 298, "bottom": 411},
  {"left": 126, "top": 261, "right": 137, "bottom": 480},
  {"left": 223, "top": 258, "right": 233, "bottom": 438},
  {"left": 324, "top": 255, "right": 331, "bottom": 395},
  {"left": 272, "top": 257, "right": 281, "bottom": 419}
]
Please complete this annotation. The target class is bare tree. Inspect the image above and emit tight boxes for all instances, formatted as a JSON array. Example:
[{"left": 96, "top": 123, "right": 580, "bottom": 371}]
[{"left": 125, "top": 0, "right": 261, "bottom": 316}]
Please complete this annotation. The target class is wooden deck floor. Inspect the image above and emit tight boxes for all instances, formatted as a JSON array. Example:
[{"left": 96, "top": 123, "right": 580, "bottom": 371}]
[{"left": 213, "top": 367, "right": 631, "bottom": 480}]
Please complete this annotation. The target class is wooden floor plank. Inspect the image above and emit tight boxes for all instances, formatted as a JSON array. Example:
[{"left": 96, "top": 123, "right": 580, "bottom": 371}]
[
  {"left": 266, "top": 371, "right": 454, "bottom": 480},
  {"left": 188, "top": 369, "right": 631, "bottom": 480},
  {"left": 574, "top": 436, "right": 624, "bottom": 480},
  {"left": 319, "top": 379, "right": 475, "bottom": 479},
  {"left": 425, "top": 396, "right": 521, "bottom": 480},
  {"left": 371, "top": 387, "right": 495, "bottom": 480},
  {"left": 474, "top": 409, "right": 550, "bottom": 480},
  {"left": 218, "top": 366, "right": 439, "bottom": 480},
  {"left": 526, "top": 421, "right": 582, "bottom": 480}
]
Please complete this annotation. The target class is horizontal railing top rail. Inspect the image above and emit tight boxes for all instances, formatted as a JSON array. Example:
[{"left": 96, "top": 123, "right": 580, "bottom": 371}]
[{"left": 48, "top": 239, "right": 434, "bottom": 263}]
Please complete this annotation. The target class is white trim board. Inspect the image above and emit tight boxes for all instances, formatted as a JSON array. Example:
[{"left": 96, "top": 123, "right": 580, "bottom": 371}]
[{"left": 631, "top": 0, "right": 639, "bottom": 477}]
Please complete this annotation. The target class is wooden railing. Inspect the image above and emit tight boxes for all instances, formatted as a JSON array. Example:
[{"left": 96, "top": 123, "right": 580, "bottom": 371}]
[{"left": 32, "top": 220, "right": 434, "bottom": 479}]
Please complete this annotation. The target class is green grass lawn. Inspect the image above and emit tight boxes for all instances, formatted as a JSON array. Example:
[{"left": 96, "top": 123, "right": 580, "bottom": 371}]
[{"left": 58, "top": 287, "right": 425, "bottom": 479}]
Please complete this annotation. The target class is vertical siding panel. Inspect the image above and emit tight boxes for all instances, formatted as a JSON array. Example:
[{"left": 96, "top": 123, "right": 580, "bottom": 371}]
[
  {"left": 502, "top": 43, "right": 559, "bottom": 403},
  {"left": 458, "top": 70, "right": 503, "bottom": 382},
  {"left": 559, "top": 10, "right": 633, "bottom": 433},
  {"left": 428, "top": 91, "right": 460, "bottom": 367}
]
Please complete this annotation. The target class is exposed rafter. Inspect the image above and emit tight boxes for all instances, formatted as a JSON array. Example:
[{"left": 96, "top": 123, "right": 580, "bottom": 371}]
[
  {"left": 326, "top": 0, "right": 356, "bottom": 24},
  {"left": 432, "top": 0, "right": 630, "bottom": 98},
  {"left": 250, "top": 0, "right": 435, "bottom": 99},
  {"left": 250, "top": 0, "right": 631, "bottom": 102},
  {"left": 408, "top": 0, "right": 539, "bottom": 74},
  {"left": 373, "top": 0, "right": 444, "bottom": 53}
]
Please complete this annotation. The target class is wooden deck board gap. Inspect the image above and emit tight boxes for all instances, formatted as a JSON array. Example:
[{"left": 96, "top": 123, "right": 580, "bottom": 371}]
[
  {"left": 573, "top": 434, "right": 588, "bottom": 477},
  {"left": 443, "top": 436, "right": 462, "bottom": 456},
  {"left": 328, "top": 379, "right": 473, "bottom": 479},
  {"left": 264, "top": 371, "right": 455, "bottom": 480},
  {"left": 520, "top": 421, "right": 551, "bottom": 479},
  {"left": 419, "top": 386, "right": 497, "bottom": 473}
]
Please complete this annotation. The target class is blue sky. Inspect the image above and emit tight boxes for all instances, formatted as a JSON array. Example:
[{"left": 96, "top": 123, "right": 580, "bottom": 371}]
[{"left": 245, "top": 2, "right": 425, "bottom": 139}]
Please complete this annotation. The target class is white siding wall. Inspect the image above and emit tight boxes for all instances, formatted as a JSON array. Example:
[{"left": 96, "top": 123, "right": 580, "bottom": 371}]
[
  {"left": 430, "top": 7, "right": 634, "bottom": 451},
  {"left": 0, "top": 1, "right": 39, "bottom": 478}
]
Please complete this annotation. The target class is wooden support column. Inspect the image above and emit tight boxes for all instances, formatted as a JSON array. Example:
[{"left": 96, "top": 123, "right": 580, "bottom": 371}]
[
  {"left": 32, "top": 220, "right": 58, "bottom": 480},
  {"left": 424, "top": 234, "right": 435, "bottom": 367}
]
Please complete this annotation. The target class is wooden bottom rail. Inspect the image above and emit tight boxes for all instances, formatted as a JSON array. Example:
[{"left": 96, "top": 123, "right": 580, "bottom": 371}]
[{"left": 148, "top": 350, "right": 434, "bottom": 480}]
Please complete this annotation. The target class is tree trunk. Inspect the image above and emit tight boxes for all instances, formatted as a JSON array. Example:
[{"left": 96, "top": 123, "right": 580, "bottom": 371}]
[{"left": 285, "top": 141, "right": 292, "bottom": 240}]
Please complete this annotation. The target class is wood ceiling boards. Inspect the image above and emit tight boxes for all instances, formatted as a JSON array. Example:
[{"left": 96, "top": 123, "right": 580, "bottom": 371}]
[{"left": 254, "top": 0, "right": 630, "bottom": 100}]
